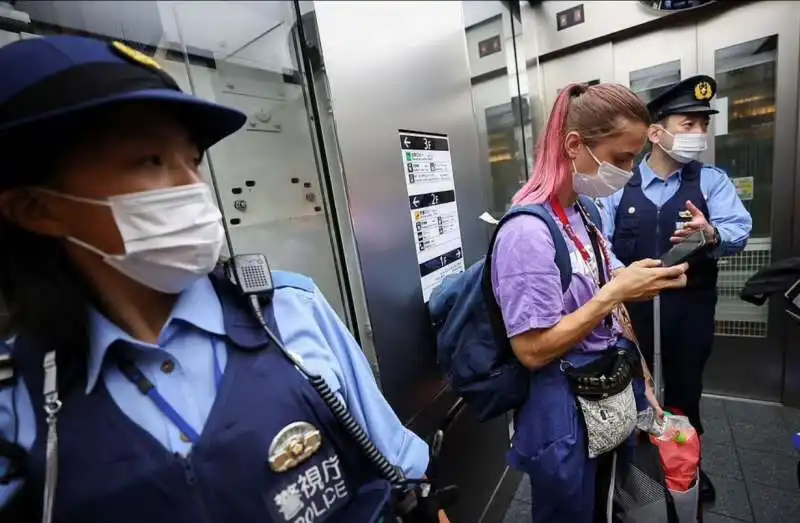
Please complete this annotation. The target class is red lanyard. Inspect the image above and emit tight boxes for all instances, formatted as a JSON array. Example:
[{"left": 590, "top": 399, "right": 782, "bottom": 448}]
[
  {"left": 550, "top": 197, "right": 592, "bottom": 264},
  {"left": 551, "top": 197, "right": 614, "bottom": 328}
]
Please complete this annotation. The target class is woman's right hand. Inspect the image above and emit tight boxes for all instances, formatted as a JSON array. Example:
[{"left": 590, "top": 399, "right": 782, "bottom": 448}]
[{"left": 604, "top": 258, "right": 689, "bottom": 302}]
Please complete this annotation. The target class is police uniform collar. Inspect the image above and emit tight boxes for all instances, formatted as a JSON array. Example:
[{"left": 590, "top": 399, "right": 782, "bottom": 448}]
[
  {"left": 639, "top": 155, "right": 684, "bottom": 188},
  {"left": 85, "top": 276, "right": 227, "bottom": 393}
]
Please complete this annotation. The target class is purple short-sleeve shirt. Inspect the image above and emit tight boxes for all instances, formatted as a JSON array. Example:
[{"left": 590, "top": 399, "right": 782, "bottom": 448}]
[{"left": 490, "top": 204, "right": 620, "bottom": 352}]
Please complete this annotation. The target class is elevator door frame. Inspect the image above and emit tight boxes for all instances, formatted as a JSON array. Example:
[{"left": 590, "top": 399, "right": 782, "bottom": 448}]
[{"left": 697, "top": 2, "right": 800, "bottom": 402}]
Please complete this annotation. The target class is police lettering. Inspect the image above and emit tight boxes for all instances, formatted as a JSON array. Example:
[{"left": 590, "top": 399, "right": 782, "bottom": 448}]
[
  {"left": 273, "top": 454, "right": 350, "bottom": 523},
  {"left": 321, "top": 455, "right": 342, "bottom": 482},
  {"left": 298, "top": 465, "right": 325, "bottom": 498}
]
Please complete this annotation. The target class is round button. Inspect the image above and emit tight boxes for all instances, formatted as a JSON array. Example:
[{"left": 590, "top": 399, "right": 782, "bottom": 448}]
[{"left": 161, "top": 360, "right": 176, "bottom": 374}]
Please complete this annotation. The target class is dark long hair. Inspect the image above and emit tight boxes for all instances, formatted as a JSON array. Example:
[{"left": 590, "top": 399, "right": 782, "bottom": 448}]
[{"left": 0, "top": 121, "right": 91, "bottom": 353}]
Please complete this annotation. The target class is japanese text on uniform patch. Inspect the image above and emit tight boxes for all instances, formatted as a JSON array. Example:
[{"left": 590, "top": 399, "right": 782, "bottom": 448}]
[{"left": 272, "top": 453, "right": 349, "bottom": 522}]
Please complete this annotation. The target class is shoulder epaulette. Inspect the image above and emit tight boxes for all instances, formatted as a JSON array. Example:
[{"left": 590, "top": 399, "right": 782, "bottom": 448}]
[
  {"left": 271, "top": 271, "right": 316, "bottom": 294},
  {"left": 701, "top": 164, "right": 728, "bottom": 177}
]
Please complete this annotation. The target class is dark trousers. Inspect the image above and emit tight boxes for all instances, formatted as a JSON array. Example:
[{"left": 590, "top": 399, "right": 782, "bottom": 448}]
[
  {"left": 593, "top": 452, "right": 615, "bottom": 522},
  {"left": 626, "top": 289, "right": 717, "bottom": 434}
]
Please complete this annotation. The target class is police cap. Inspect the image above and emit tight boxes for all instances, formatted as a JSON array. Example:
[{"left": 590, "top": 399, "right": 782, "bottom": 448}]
[
  {"left": 647, "top": 75, "right": 719, "bottom": 122},
  {"left": 0, "top": 36, "right": 246, "bottom": 185}
]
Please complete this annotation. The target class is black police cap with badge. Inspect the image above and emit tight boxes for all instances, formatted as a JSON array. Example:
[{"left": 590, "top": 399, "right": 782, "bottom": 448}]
[
  {"left": 0, "top": 36, "right": 247, "bottom": 189},
  {"left": 647, "top": 74, "right": 720, "bottom": 122}
]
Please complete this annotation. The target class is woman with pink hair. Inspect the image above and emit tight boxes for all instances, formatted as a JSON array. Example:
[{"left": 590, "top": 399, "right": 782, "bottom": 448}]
[{"left": 492, "top": 83, "right": 689, "bottom": 522}]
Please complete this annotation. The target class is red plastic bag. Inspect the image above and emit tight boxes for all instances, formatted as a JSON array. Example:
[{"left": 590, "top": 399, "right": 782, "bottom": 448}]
[{"left": 649, "top": 414, "right": 701, "bottom": 492}]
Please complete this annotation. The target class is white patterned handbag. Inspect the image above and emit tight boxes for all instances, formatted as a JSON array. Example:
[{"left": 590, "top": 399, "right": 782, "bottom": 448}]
[{"left": 562, "top": 349, "right": 638, "bottom": 458}]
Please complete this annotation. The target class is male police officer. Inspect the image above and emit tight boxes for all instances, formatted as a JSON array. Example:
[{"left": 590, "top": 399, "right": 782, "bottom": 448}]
[{"left": 600, "top": 75, "right": 752, "bottom": 503}]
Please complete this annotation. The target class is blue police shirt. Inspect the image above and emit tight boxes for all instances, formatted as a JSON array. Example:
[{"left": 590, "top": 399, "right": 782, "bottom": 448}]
[
  {"left": 0, "top": 275, "right": 429, "bottom": 507},
  {"left": 600, "top": 156, "right": 752, "bottom": 270}
]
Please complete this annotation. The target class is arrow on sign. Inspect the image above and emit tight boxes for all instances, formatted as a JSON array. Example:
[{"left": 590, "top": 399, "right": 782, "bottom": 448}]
[
  {"left": 412, "top": 197, "right": 420, "bottom": 208},
  {"left": 403, "top": 137, "right": 411, "bottom": 148}
]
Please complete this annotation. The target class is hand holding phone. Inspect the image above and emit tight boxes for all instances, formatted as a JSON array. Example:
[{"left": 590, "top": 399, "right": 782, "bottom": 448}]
[
  {"left": 661, "top": 229, "right": 707, "bottom": 268},
  {"left": 602, "top": 259, "right": 689, "bottom": 303}
]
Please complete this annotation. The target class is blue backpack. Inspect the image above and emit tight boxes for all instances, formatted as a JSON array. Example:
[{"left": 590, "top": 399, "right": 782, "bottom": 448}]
[{"left": 428, "top": 196, "right": 603, "bottom": 422}]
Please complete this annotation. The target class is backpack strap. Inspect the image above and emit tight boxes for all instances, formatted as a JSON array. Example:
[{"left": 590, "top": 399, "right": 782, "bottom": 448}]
[
  {"left": 479, "top": 203, "right": 572, "bottom": 357},
  {"left": 485, "top": 203, "right": 572, "bottom": 294},
  {"left": 578, "top": 195, "right": 603, "bottom": 231}
]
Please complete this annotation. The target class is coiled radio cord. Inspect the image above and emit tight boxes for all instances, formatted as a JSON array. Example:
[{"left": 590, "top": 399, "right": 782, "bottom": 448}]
[{"left": 248, "top": 295, "right": 404, "bottom": 486}]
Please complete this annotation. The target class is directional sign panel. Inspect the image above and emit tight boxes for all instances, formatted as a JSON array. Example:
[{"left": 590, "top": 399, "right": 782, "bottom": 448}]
[{"left": 399, "top": 130, "right": 464, "bottom": 302}]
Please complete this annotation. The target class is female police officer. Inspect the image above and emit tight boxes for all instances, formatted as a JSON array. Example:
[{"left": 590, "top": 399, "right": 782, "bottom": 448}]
[{"left": 0, "top": 35, "right": 441, "bottom": 523}]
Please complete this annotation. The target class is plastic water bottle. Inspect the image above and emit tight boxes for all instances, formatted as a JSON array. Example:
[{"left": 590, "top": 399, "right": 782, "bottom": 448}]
[
  {"left": 636, "top": 407, "right": 655, "bottom": 432},
  {"left": 636, "top": 407, "right": 667, "bottom": 436}
]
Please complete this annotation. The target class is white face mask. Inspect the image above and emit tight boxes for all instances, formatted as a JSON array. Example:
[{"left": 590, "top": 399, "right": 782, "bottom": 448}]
[
  {"left": 572, "top": 147, "right": 633, "bottom": 198},
  {"left": 40, "top": 183, "right": 225, "bottom": 294},
  {"left": 657, "top": 129, "right": 707, "bottom": 164}
]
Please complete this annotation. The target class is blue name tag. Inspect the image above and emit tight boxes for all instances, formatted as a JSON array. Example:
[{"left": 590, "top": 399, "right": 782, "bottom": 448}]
[{"left": 268, "top": 447, "right": 351, "bottom": 522}]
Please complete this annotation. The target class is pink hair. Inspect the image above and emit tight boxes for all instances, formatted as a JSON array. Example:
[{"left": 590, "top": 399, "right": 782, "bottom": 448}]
[{"left": 512, "top": 83, "right": 650, "bottom": 205}]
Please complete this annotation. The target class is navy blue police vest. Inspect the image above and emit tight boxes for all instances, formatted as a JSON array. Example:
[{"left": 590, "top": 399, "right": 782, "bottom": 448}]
[
  {"left": 611, "top": 161, "right": 718, "bottom": 291},
  {"left": 8, "top": 270, "right": 391, "bottom": 523}
]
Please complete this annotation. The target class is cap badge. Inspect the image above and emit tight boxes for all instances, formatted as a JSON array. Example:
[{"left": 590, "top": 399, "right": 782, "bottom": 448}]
[
  {"left": 268, "top": 421, "right": 323, "bottom": 473},
  {"left": 111, "top": 41, "right": 162, "bottom": 71},
  {"left": 694, "top": 81, "right": 713, "bottom": 101}
]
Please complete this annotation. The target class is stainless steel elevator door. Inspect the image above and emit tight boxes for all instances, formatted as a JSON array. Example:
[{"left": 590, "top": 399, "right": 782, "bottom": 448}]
[{"left": 698, "top": 2, "right": 800, "bottom": 402}]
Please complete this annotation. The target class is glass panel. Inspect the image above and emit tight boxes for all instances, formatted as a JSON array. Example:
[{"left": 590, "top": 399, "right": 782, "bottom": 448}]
[
  {"left": 484, "top": 97, "right": 531, "bottom": 213},
  {"left": 629, "top": 60, "right": 682, "bottom": 164},
  {"left": 713, "top": 35, "right": 777, "bottom": 338},
  {"left": 630, "top": 60, "right": 681, "bottom": 104},
  {"left": 462, "top": 1, "right": 530, "bottom": 217},
  {"left": 1, "top": 1, "right": 351, "bottom": 322}
]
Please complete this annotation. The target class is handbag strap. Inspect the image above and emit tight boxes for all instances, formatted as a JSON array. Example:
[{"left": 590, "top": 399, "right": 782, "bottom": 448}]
[{"left": 613, "top": 305, "right": 655, "bottom": 387}]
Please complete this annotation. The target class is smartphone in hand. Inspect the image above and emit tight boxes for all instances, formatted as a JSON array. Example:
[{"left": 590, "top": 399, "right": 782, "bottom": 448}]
[{"left": 660, "top": 230, "right": 707, "bottom": 268}]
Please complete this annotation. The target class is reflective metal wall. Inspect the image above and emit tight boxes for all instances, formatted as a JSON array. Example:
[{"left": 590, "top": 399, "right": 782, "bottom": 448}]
[{"left": 311, "top": 2, "right": 511, "bottom": 520}]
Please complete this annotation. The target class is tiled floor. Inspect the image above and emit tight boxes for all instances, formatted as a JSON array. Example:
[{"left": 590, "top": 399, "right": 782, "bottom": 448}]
[{"left": 501, "top": 397, "right": 800, "bottom": 522}]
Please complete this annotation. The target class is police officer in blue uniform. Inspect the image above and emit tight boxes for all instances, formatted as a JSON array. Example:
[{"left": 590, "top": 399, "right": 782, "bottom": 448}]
[
  {"left": 600, "top": 75, "right": 752, "bottom": 504},
  {"left": 0, "top": 36, "right": 448, "bottom": 523}
]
